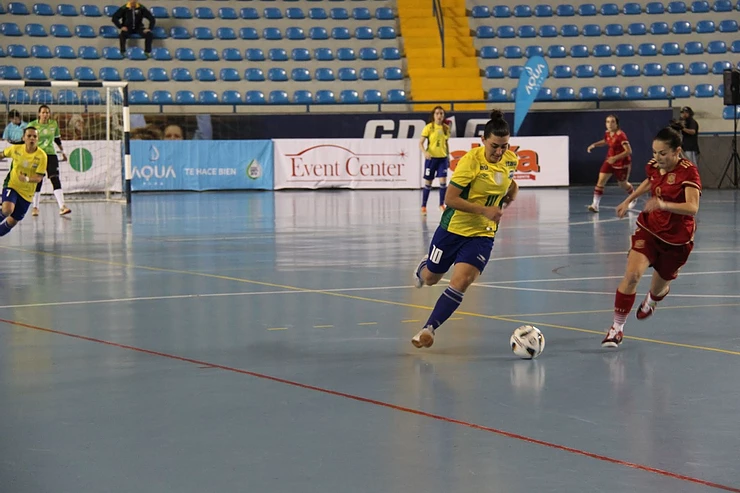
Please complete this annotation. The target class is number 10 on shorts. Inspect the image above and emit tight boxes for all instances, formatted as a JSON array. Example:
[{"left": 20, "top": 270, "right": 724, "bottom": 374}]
[{"left": 430, "top": 245, "right": 444, "bottom": 264}]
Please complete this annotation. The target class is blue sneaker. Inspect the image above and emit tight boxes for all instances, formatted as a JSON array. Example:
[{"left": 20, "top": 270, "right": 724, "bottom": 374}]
[{"left": 413, "top": 255, "right": 428, "bottom": 288}]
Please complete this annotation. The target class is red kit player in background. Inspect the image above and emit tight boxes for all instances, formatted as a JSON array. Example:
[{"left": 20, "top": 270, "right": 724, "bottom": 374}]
[
  {"left": 602, "top": 122, "right": 701, "bottom": 348},
  {"left": 587, "top": 115, "right": 635, "bottom": 213}
]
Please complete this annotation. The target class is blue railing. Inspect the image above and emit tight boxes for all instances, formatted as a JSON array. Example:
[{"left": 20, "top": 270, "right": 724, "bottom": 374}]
[{"left": 432, "top": 0, "right": 445, "bottom": 68}]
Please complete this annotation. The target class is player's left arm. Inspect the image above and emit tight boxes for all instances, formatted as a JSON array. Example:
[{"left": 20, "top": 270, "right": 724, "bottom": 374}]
[
  {"left": 649, "top": 186, "right": 700, "bottom": 216},
  {"left": 501, "top": 180, "right": 519, "bottom": 208}
]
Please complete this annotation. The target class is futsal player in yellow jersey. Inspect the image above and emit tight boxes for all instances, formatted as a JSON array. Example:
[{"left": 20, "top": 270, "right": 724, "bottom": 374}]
[
  {"left": 412, "top": 110, "right": 519, "bottom": 348},
  {"left": 1, "top": 126, "right": 48, "bottom": 237},
  {"left": 419, "top": 106, "right": 451, "bottom": 214}
]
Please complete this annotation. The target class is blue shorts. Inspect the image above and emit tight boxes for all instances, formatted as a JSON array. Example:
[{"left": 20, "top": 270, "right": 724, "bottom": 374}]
[
  {"left": 426, "top": 226, "right": 495, "bottom": 275},
  {"left": 2, "top": 188, "right": 31, "bottom": 221},
  {"left": 423, "top": 157, "right": 449, "bottom": 181}
]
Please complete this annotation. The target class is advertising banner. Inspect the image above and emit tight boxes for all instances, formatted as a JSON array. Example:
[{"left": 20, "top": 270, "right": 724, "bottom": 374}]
[
  {"left": 130, "top": 140, "right": 273, "bottom": 191},
  {"left": 273, "top": 139, "right": 422, "bottom": 189},
  {"left": 449, "top": 136, "right": 569, "bottom": 187}
]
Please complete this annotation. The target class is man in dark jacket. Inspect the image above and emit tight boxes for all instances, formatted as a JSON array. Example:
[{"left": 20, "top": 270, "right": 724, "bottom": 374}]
[
  {"left": 679, "top": 106, "right": 700, "bottom": 165},
  {"left": 111, "top": 1, "right": 156, "bottom": 56}
]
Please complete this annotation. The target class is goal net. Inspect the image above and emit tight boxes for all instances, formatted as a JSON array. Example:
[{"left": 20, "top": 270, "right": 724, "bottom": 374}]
[{"left": 0, "top": 81, "right": 131, "bottom": 203}]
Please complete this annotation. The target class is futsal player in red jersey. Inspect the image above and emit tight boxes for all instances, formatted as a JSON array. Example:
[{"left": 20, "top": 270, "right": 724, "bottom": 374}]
[
  {"left": 586, "top": 115, "right": 636, "bottom": 213},
  {"left": 602, "top": 123, "right": 701, "bottom": 348}
]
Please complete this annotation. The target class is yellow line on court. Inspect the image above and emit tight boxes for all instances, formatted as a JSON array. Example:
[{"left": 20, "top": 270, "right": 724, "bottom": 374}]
[
  {"left": 313, "top": 325, "right": 334, "bottom": 329},
  {"left": 3, "top": 245, "right": 738, "bottom": 356},
  {"left": 357, "top": 322, "right": 378, "bottom": 326},
  {"left": 401, "top": 319, "right": 420, "bottom": 323}
]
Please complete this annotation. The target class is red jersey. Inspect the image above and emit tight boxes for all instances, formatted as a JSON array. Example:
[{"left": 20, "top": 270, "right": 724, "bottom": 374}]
[
  {"left": 636, "top": 158, "right": 702, "bottom": 245},
  {"left": 604, "top": 130, "right": 631, "bottom": 168}
]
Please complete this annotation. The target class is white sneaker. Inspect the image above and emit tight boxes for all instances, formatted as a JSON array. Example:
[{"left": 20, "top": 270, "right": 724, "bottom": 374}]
[
  {"left": 588, "top": 204, "right": 599, "bottom": 213},
  {"left": 411, "top": 326, "right": 435, "bottom": 348},
  {"left": 413, "top": 254, "right": 428, "bottom": 288}
]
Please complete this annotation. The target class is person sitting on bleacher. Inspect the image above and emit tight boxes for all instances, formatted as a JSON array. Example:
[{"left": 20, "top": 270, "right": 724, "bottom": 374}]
[
  {"left": 2, "top": 110, "right": 28, "bottom": 145},
  {"left": 111, "top": 1, "right": 156, "bottom": 58}
]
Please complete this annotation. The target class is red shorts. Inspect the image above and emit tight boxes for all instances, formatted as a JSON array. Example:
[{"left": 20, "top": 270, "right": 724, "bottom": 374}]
[
  {"left": 631, "top": 227, "right": 693, "bottom": 280},
  {"left": 599, "top": 162, "right": 631, "bottom": 181}
]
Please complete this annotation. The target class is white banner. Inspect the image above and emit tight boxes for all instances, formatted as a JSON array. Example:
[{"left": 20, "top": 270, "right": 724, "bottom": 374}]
[
  {"left": 448, "top": 136, "right": 569, "bottom": 187},
  {"left": 0, "top": 140, "right": 122, "bottom": 194},
  {"left": 273, "top": 139, "right": 422, "bottom": 189}
]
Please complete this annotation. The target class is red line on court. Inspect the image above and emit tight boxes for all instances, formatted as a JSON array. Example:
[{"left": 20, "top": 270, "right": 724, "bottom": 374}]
[{"left": 2, "top": 316, "right": 739, "bottom": 493}]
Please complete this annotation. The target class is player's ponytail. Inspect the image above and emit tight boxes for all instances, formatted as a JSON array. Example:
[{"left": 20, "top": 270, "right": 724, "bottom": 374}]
[
  {"left": 656, "top": 123, "right": 683, "bottom": 150},
  {"left": 484, "top": 109, "right": 510, "bottom": 139}
]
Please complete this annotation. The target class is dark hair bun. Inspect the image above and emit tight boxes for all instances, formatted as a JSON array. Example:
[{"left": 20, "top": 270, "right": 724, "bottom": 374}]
[
  {"left": 668, "top": 121, "right": 683, "bottom": 133},
  {"left": 489, "top": 109, "right": 505, "bottom": 121}
]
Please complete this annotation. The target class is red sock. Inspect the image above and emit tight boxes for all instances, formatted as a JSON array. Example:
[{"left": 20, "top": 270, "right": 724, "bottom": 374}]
[
  {"left": 650, "top": 289, "right": 668, "bottom": 302},
  {"left": 594, "top": 186, "right": 604, "bottom": 196},
  {"left": 613, "top": 289, "right": 636, "bottom": 327},
  {"left": 625, "top": 184, "right": 634, "bottom": 195}
]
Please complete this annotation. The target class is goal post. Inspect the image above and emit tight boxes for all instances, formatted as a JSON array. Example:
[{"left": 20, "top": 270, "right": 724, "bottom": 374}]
[{"left": 0, "top": 80, "right": 131, "bottom": 204}]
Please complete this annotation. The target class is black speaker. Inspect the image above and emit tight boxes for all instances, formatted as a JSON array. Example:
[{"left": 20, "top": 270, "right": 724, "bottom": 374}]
[{"left": 723, "top": 69, "right": 740, "bottom": 106}]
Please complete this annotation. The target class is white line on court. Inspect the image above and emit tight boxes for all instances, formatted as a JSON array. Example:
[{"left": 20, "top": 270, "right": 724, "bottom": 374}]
[
  {"left": 478, "top": 270, "right": 740, "bottom": 285},
  {"left": 476, "top": 285, "right": 740, "bottom": 298}
]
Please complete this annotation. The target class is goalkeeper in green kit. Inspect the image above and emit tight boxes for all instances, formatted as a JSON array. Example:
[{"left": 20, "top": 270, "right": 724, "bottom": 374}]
[{"left": 28, "top": 105, "right": 71, "bottom": 216}]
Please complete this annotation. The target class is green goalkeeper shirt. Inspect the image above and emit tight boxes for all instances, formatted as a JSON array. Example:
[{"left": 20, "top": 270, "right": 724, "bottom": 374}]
[{"left": 28, "top": 119, "right": 60, "bottom": 156}]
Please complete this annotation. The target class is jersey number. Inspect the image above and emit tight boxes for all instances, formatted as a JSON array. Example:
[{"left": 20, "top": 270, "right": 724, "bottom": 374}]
[{"left": 430, "top": 246, "right": 444, "bottom": 264}]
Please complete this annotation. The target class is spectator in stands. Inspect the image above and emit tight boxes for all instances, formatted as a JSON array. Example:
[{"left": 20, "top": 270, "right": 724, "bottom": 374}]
[
  {"left": 163, "top": 124, "right": 185, "bottom": 140},
  {"left": 2, "top": 110, "right": 28, "bottom": 144},
  {"left": 678, "top": 106, "right": 700, "bottom": 165},
  {"left": 112, "top": 1, "right": 156, "bottom": 57}
]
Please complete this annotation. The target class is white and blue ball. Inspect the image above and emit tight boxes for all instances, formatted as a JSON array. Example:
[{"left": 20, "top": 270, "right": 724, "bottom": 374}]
[{"left": 510, "top": 325, "right": 545, "bottom": 359}]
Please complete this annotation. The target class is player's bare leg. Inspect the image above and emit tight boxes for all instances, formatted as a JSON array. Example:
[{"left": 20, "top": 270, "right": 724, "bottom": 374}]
[
  {"left": 589, "top": 172, "right": 611, "bottom": 212},
  {"left": 413, "top": 255, "right": 444, "bottom": 288},
  {"left": 603, "top": 250, "right": 650, "bottom": 347},
  {"left": 636, "top": 270, "right": 671, "bottom": 320}
]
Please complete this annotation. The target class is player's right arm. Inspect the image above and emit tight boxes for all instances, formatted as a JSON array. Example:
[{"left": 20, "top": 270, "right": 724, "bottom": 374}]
[
  {"left": 587, "top": 139, "right": 606, "bottom": 153},
  {"left": 616, "top": 178, "right": 651, "bottom": 218},
  {"left": 419, "top": 124, "right": 431, "bottom": 159},
  {"left": 445, "top": 154, "right": 503, "bottom": 222}
]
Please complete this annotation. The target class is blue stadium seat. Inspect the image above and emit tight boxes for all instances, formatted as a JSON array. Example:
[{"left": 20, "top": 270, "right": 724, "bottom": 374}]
[
  {"left": 360, "top": 67, "right": 379, "bottom": 80},
  {"left": 378, "top": 26, "right": 397, "bottom": 39},
  {"left": 638, "top": 43, "right": 658, "bottom": 56},
  {"left": 643, "top": 62, "right": 663, "bottom": 75},
  {"left": 56, "top": 89, "right": 79, "bottom": 104},
  {"left": 601, "top": 3, "right": 620, "bottom": 14},
  {"left": 488, "top": 88, "right": 508, "bottom": 102},
  {"left": 547, "top": 45, "right": 566, "bottom": 58},
  {"left": 222, "top": 91, "right": 243, "bottom": 104},
  {"left": 719, "top": 20, "right": 738, "bottom": 32},
  {"left": 99, "top": 25, "right": 118, "bottom": 38},
  {"left": 247, "top": 91, "right": 267, "bottom": 105},
  {"left": 713, "top": 0, "right": 732, "bottom": 10},
  {"left": 79, "top": 46, "right": 99, "bottom": 59},
  {"left": 583, "top": 24, "right": 601, "bottom": 36},
  {"left": 170, "top": 27, "right": 190, "bottom": 39},
  {"left": 628, "top": 23, "right": 647, "bottom": 35},
  {"left": 496, "top": 26, "right": 514, "bottom": 38},
  {"left": 25, "top": 24, "right": 47, "bottom": 37},
  {"left": 332, "top": 27, "right": 351, "bottom": 39},
  {"left": 316, "top": 48, "right": 334, "bottom": 61},
  {"left": 525, "top": 46, "right": 544, "bottom": 58},
  {"left": 353, "top": 7, "right": 371, "bottom": 19},
  {"left": 731, "top": 40, "right": 740, "bottom": 53},
  {"left": 598, "top": 64, "right": 618, "bottom": 77},
  {"left": 647, "top": 85, "right": 669, "bottom": 99},
  {"left": 309, "top": 27, "right": 328, "bottom": 39},
  {"left": 33, "top": 3, "right": 54, "bottom": 15},
  {"left": 292, "top": 48, "right": 311, "bottom": 61},
  {"left": 172, "top": 7, "right": 192, "bottom": 19},
  {"left": 650, "top": 22, "right": 670, "bottom": 34},
  {"left": 99, "top": 67, "right": 121, "bottom": 81},
  {"left": 286, "top": 27, "right": 305, "bottom": 40},
  {"left": 242, "top": 48, "right": 262, "bottom": 62},
  {"left": 75, "top": 25, "right": 96, "bottom": 38},
  {"left": 621, "top": 63, "right": 641, "bottom": 76},
  {"left": 337, "top": 48, "right": 356, "bottom": 60},
  {"left": 579, "top": 87, "right": 599, "bottom": 100},
  {"left": 712, "top": 61, "right": 732, "bottom": 74},
  {"left": 57, "top": 4, "right": 78, "bottom": 16},
  {"left": 268, "top": 48, "right": 287, "bottom": 61},
  {"left": 217, "top": 27, "right": 236, "bottom": 40},
  {"left": 194, "top": 27, "right": 213, "bottom": 40},
  {"left": 508, "top": 66, "right": 524, "bottom": 78},
  {"left": 74, "top": 66, "right": 96, "bottom": 80},
  {"left": 338, "top": 67, "right": 358, "bottom": 81},
  {"left": 316, "top": 90, "right": 337, "bottom": 104},
  {"left": 103, "top": 46, "right": 124, "bottom": 60},
  {"left": 81, "top": 90, "right": 102, "bottom": 105},
  {"left": 556, "top": 4, "right": 575, "bottom": 15},
  {"left": 504, "top": 46, "right": 523, "bottom": 58},
  {"left": 485, "top": 66, "right": 505, "bottom": 78},
  {"left": 222, "top": 48, "right": 241, "bottom": 62},
  {"left": 472, "top": 5, "right": 490, "bottom": 17},
  {"left": 539, "top": 25, "right": 558, "bottom": 37},
  {"left": 382, "top": 47, "right": 401, "bottom": 60},
  {"left": 661, "top": 42, "right": 681, "bottom": 55},
  {"left": 605, "top": 24, "right": 623, "bottom": 36},
  {"left": 340, "top": 90, "right": 360, "bottom": 103},
  {"left": 241, "top": 7, "right": 259, "bottom": 19},
  {"left": 707, "top": 41, "right": 727, "bottom": 54},
  {"left": 723, "top": 106, "right": 740, "bottom": 119},
  {"left": 269, "top": 68, "right": 288, "bottom": 82},
  {"left": 152, "top": 91, "right": 173, "bottom": 105},
  {"left": 535, "top": 4, "right": 553, "bottom": 16},
  {"left": 672, "top": 21, "right": 692, "bottom": 34},
  {"left": 668, "top": 1, "right": 687, "bottom": 11},
  {"left": 126, "top": 47, "right": 147, "bottom": 61},
  {"left": 359, "top": 47, "right": 378, "bottom": 60},
  {"left": 696, "top": 20, "right": 716, "bottom": 32},
  {"left": 331, "top": 7, "right": 349, "bottom": 19},
  {"left": 240, "top": 28, "right": 258, "bottom": 40},
  {"left": 717, "top": 84, "right": 726, "bottom": 98},
  {"left": 24, "top": 66, "right": 46, "bottom": 80},
  {"left": 31, "top": 45, "right": 53, "bottom": 58},
  {"left": 536, "top": 88, "right": 553, "bottom": 101},
  {"left": 518, "top": 25, "right": 537, "bottom": 37},
  {"left": 689, "top": 61, "right": 709, "bottom": 74},
  {"left": 32, "top": 89, "right": 54, "bottom": 104},
  {"left": 645, "top": 2, "right": 665, "bottom": 13},
  {"left": 666, "top": 62, "right": 685, "bottom": 75},
  {"left": 124, "top": 67, "right": 145, "bottom": 81},
  {"left": 576, "top": 65, "right": 595, "bottom": 77},
  {"left": 49, "top": 66, "right": 72, "bottom": 80},
  {"left": 480, "top": 46, "right": 499, "bottom": 59},
  {"left": 1, "top": 23, "right": 22, "bottom": 36},
  {"left": 196, "top": 68, "right": 216, "bottom": 82},
  {"left": 555, "top": 87, "right": 576, "bottom": 100},
  {"left": 553, "top": 65, "right": 572, "bottom": 78},
  {"left": 219, "top": 7, "right": 238, "bottom": 20},
  {"left": 8, "top": 89, "right": 30, "bottom": 105},
  {"left": 694, "top": 83, "right": 714, "bottom": 97},
  {"left": 0, "top": 66, "right": 22, "bottom": 79},
  {"left": 293, "top": 90, "right": 313, "bottom": 104},
  {"left": 314, "top": 68, "right": 333, "bottom": 81},
  {"left": 147, "top": 67, "right": 168, "bottom": 81},
  {"left": 50, "top": 24, "right": 72, "bottom": 37},
  {"left": 363, "top": 89, "right": 383, "bottom": 103},
  {"left": 195, "top": 7, "right": 214, "bottom": 19},
  {"left": 571, "top": 45, "right": 589, "bottom": 57},
  {"left": 176, "top": 48, "right": 195, "bottom": 61},
  {"left": 263, "top": 7, "right": 282, "bottom": 19},
  {"left": 199, "top": 91, "right": 219, "bottom": 104},
  {"left": 175, "top": 90, "right": 196, "bottom": 104},
  {"left": 514, "top": 5, "right": 532, "bottom": 16},
  {"left": 691, "top": 0, "right": 710, "bottom": 10},
  {"left": 593, "top": 44, "right": 612, "bottom": 57},
  {"left": 220, "top": 68, "right": 240, "bottom": 81},
  {"left": 263, "top": 27, "right": 281, "bottom": 40},
  {"left": 172, "top": 68, "right": 193, "bottom": 82},
  {"left": 150, "top": 6, "right": 168, "bottom": 18},
  {"left": 8, "top": 44, "right": 29, "bottom": 58},
  {"left": 616, "top": 44, "right": 635, "bottom": 56},
  {"left": 310, "top": 7, "right": 327, "bottom": 19},
  {"left": 578, "top": 3, "right": 597, "bottom": 15},
  {"left": 623, "top": 86, "right": 644, "bottom": 99},
  {"left": 376, "top": 7, "right": 394, "bottom": 20},
  {"left": 602, "top": 86, "right": 622, "bottom": 99},
  {"left": 245, "top": 68, "right": 265, "bottom": 81},
  {"left": 560, "top": 24, "right": 579, "bottom": 36}
]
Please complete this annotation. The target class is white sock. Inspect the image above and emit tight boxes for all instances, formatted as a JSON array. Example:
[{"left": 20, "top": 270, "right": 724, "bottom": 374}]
[
  {"left": 612, "top": 322, "right": 624, "bottom": 332},
  {"left": 32, "top": 192, "right": 41, "bottom": 209},
  {"left": 53, "top": 189, "right": 65, "bottom": 208},
  {"left": 592, "top": 195, "right": 602, "bottom": 207}
]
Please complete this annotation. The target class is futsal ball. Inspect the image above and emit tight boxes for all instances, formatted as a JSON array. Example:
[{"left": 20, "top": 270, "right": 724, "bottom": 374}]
[{"left": 510, "top": 325, "right": 545, "bottom": 359}]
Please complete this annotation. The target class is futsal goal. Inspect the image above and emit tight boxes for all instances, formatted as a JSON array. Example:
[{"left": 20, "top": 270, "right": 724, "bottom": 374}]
[{"left": 0, "top": 80, "right": 132, "bottom": 203}]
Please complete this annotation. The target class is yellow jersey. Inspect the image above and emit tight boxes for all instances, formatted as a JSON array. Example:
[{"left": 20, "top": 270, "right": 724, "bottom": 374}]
[
  {"left": 440, "top": 147, "right": 518, "bottom": 238},
  {"left": 421, "top": 122, "right": 450, "bottom": 158},
  {"left": 3, "top": 144, "right": 48, "bottom": 202}
]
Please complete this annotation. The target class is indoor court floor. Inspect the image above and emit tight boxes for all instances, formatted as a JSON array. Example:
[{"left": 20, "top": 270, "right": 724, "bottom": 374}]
[{"left": 0, "top": 187, "right": 738, "bottom": 493}]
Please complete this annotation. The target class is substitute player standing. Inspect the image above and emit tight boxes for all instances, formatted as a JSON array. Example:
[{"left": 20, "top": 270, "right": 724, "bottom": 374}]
[
  {"left": 0, "top": 127, "right": 47, "bottom": 236},
  {"left": 29, "top": 105, "right": 71, "bottom": 216},
  {"left": 601, "top": 123, "right": 701, "bottom": 348},
  {"left": 586, "top": 115, "right": 636, "bottom": 213},
  {"left": 411, "top": 110, "right": 519, "bottom": 348},
  {"left": 419, "top": 106, "right": 451, "bottom": 215}
]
